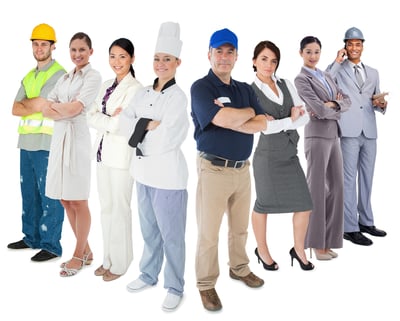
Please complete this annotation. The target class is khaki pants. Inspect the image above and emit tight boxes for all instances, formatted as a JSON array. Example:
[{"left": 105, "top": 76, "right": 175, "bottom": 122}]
[{"left": 195, "top": 155, "right": 251, "bottom": 290}]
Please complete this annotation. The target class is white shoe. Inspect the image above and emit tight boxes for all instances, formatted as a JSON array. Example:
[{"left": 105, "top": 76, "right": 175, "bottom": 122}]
[
  {"left": 162, "top": 292, "right": 182, "bottom": 312},
  {"left": 126, "top": 278, "right": 151, "bottom": 292}
]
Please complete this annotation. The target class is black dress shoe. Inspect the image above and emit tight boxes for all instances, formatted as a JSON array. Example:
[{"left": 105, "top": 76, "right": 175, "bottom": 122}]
[
  {"left": 343, "top": 232, "right": 373, "bottom": 246},
  {"left": 7, "top": 240, "right": 30, "bottom": 249},
  {"left": 359, "top": 224, "right": 387, "bottom": 237},
  {"left": 31, "top": 250, "right": 58, "bottom": 262}
]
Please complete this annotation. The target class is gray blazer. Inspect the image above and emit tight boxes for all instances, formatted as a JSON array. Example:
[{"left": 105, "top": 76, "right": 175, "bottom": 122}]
[
  {"left": 294, "top": 67, "right": 351, "bottom": 139},
  {"left": 326, "top": 60, "right": 385, "bottom": 138}
]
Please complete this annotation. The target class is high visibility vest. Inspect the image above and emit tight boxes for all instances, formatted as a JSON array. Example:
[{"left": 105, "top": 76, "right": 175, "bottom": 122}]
[{"left": 18, "top": 61, "right": 65, "bottom": 135}]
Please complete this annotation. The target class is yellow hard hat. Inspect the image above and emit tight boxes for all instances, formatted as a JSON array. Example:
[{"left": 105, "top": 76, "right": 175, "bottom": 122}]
[{"left": 30, "top": 23, "right": 57, "bottom": 43}]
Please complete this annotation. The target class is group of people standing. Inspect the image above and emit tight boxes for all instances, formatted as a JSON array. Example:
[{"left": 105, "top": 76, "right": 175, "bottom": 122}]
[
  {"left": 8, "top": 21, "right": 188, "bottom": 311},
  {"left": 7, "top": 22, "right": 387, "bottom": 313}
]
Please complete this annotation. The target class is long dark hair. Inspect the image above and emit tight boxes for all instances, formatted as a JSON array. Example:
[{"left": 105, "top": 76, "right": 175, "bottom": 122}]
[{"left": 109, "top": 38, "right": 136, "bottom": 78}]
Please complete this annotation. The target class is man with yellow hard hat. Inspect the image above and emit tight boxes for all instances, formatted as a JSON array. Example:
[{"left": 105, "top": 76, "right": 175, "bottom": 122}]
[{"left": 8, "top": 23, "right": 66, "bottom": 262}]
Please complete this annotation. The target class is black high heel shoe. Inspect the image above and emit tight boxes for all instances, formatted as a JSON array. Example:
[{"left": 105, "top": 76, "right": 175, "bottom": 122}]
[
  {"left": 289, "top": 247, "right": 314, "bottom": 271},
  {"left": 255, "top": 248, "right": 279, "bottom": 271}
]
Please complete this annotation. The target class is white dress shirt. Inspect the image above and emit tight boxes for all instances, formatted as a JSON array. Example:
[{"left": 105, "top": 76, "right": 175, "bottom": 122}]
[{"left": 254, "top": 75, "right": 309, "bottom": 135}]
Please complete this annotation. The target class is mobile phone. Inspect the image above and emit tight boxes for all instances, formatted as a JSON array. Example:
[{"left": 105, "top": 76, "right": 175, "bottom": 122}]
[{"left": 342, "top": 45, "right": 346, "bottom": 57}]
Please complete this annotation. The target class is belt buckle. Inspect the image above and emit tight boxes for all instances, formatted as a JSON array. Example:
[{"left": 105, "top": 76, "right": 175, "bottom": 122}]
[{"left": 234, "top": 160, "right": 244, "bottom": 168}]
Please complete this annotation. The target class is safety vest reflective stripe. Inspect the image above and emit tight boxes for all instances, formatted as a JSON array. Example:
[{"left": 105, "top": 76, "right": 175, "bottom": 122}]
[
  {"left": 18, "top": 117, "right": 54, "bottom": 135},
  {"left": 19, "top": 118, "right": 54, "bottom": 128}
]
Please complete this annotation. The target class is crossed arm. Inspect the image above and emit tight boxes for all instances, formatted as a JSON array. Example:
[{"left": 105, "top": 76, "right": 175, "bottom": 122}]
[
  {"left": 12, "top": 97, "right": 47, "bottom": 116},
  {"left": 42, "top": 100, "right": 84, "bottom": 120},
  {"left": 212, "top": 99, "right": 267, "bottom": 134}
]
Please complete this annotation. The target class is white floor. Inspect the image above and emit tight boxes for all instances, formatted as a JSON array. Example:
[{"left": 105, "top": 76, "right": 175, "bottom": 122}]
[{"left": 1, "top": 140, "right": 398, "bottom": 321}]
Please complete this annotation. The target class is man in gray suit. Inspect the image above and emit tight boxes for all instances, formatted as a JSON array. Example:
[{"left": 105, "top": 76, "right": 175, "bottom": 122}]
[{"left": 327, "top": 27, "right": 387, "bottom": 246}]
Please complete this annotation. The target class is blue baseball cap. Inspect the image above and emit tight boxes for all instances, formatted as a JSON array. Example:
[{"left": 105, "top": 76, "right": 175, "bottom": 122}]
[{"left": 209, "top": 28, "right": 238, "bottom": 49}]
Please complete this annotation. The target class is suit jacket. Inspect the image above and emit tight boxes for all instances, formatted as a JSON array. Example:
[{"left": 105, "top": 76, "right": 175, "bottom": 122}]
[
  {"left": 294, "top": 67, "right": 351, "bottom": 139},
  {"left": 87, "top": 73, "right": 143, "bottom": 169},
  {"left": 326, "top": 60, "right": 385, "bottom": 138}
]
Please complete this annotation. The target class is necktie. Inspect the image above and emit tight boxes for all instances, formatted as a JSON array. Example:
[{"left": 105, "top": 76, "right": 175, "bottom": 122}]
[
  {"left": 354, "top": 65, "right": 364, "bottom": 87},
  {"left": 97, "top": 80, "right": 118, "bottom": 162}
]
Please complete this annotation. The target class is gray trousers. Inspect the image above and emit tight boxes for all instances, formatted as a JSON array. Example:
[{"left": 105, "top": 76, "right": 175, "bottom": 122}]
[
  {"left": 304, "top": 137, "right": 344, "bottom": 249},
  {"left": 341, "top": 133, "right": 377, "bottom": 232}
]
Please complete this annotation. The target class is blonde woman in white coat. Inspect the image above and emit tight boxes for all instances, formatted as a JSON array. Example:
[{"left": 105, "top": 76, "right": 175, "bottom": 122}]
[
  {"left": 119, "top": 22, "right": 189, "bottom": 312},
  {"left": 88, "top": 38, "right": 143, "bottom": 281}
]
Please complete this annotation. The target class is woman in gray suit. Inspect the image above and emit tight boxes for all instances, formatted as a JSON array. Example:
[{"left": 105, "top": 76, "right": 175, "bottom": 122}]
[{"left": 294, "top": 36, "right": 351, "bottom": 261}]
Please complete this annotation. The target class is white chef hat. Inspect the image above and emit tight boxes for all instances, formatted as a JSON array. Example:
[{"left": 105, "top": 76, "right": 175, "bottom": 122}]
[{"left": 154, "top": 21, "right": 182, "bottom": 58}]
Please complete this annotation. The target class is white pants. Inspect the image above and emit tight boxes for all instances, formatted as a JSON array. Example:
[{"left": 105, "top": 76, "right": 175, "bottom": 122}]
[{"left": 96, "top": 163, "right": 134, "bottom": 275}]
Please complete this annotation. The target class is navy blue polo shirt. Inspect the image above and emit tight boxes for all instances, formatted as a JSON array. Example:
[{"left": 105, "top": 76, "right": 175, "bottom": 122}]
[{"left": 190, "top": 69, "right": 264, "bottom": 161}]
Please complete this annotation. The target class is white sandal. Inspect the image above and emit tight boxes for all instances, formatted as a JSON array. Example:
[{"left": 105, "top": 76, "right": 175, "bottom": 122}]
[
  {"left": 60, "top": 251, "right": 93, "bottom": 268},
  {"left": 59, "top": 256, "right": 85, "bottom": 277}
]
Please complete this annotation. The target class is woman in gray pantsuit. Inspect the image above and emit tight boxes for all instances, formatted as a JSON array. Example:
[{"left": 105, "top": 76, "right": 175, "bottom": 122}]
[
  {"left": 251, "top": 41, "right": 314, "bottom": 271},
  {"left": 294, "top": 36, "right": 350, "bottom": 260}
]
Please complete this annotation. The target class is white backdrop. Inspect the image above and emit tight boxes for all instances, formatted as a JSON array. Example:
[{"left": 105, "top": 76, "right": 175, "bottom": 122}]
[{"left": 1, "top": 1, "right": 398, "bottom": 320}]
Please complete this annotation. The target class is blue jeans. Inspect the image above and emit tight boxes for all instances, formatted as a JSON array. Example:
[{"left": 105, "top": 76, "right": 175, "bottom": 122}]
[
  {"left": 20, "top": 150, "right": 64, "bottom": 256},
  {"left": 136, "top": 182, "right": 187, "bottom": 296}
]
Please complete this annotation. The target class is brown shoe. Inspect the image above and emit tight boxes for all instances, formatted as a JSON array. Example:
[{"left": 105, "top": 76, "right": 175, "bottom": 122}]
[
  {"left": 94, "top": 265, "right": 108, "bottom": 276},
  {"left": 229, "top": 269, "right": 264, "bottom": 288},
  {"left": 103, "top": 270, "right": 121, "bottom": 282},
  {"left": 199, "top": 288, "right": 222, "bottom": 311}
]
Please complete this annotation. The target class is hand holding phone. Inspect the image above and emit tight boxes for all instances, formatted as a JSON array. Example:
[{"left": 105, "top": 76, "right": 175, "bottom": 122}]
[
  {"left": 336, "top": 48, "right": 347, "bottom": 63},
  {"left": 341, "top": 45, "right": 347, "bottom": 58}
]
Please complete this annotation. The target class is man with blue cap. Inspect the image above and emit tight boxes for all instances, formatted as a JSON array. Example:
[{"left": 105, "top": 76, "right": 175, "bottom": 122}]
[{"left": 191, "top": 27, "right": 267, "bottom": 312}]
